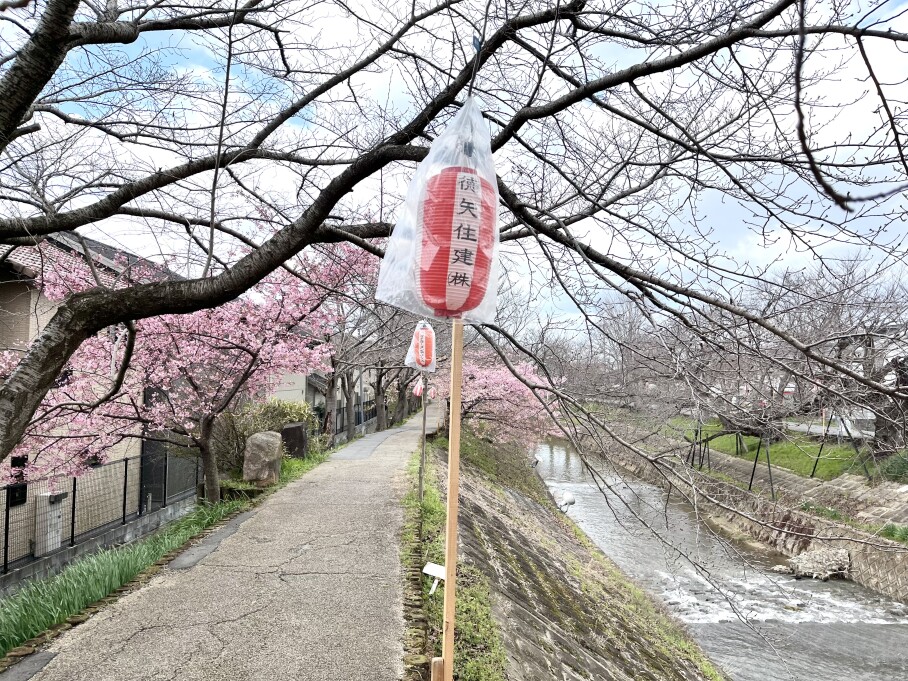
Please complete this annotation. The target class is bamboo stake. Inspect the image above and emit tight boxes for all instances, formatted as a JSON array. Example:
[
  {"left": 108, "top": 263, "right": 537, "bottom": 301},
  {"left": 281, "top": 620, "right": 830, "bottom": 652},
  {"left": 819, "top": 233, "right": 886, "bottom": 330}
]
[
  {"left": 431, "top": 656, "right": 444, "bottom": 681},
  {"left": 441, "top": 318, "right": 464, "bottom": 681},
  {"left": 419, "top": 376, "right": 427, "bottom": 503}
]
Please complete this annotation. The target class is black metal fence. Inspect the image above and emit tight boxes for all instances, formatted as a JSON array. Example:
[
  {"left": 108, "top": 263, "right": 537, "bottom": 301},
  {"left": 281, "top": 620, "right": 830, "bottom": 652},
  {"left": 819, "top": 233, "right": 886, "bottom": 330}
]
[
  {"left": 334, "top": 399, "right": 378, "bottom": 433},
  {"left": 1, "top": 449, "right": 199, "bottom": 574},
  {"left": 358, "top": 399, "right": 376, "bottom": 426}
]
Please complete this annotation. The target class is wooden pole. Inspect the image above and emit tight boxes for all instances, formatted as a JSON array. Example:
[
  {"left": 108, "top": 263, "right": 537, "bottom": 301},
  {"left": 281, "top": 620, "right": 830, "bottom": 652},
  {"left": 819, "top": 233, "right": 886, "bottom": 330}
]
[
  {"left": 431, "top": 656, "right": 444, "bottom": 681},
  {"left": 419, "top": 376, "right": 427, "bottom": 503},
  {"left": 441, "top": 319, "right": 464, "bottom": 681}
]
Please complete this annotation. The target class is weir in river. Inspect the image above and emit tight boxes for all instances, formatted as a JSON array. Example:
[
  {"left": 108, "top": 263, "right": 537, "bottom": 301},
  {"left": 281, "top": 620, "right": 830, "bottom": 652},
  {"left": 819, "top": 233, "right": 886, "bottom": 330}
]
[{"left": 537, "top": 440, "right": 908, "bottom": 681}]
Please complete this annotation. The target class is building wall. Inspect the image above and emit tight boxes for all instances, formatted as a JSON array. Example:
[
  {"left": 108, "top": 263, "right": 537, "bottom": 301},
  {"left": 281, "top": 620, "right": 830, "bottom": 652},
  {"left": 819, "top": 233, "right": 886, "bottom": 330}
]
[
  {"left": 269, "top": 373, "right": 309, "bottom": 403},
  {"left": 29, "top": 287, "right": 57, "bottom": 343},
  {"left": 0, "top": 280, "right": 34, "bottom": 351},
  {"left": 0, "top": 279, "right": 138, "bottom": 467}
]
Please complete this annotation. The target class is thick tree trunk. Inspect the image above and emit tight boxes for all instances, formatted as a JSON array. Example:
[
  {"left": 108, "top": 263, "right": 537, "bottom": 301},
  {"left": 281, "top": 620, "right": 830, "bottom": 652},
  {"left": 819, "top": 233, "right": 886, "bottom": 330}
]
[
  {"left": 0, "top": 0, "right": 81, "bottom": 154},
  {"left": 392, "top": 381, "right": 409, "bottom": 425},
  {"left": 376, "top": 393, "right": 387, "bottom": 431},
  {"left": 374, "top": 362, "right": 389, "bottom": 431},
  {"left": 375, "top": 387, "right": 387, "bottom": 432},
  {"left": 874, "top": 403, "right": 905, "bottom": 455},
  {"left": 323, "top": 373, "right": 337, "bottom": 444}
]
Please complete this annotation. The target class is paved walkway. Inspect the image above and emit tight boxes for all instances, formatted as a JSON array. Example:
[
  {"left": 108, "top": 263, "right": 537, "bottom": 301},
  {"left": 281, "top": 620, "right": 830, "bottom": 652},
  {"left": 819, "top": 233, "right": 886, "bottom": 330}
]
[{"left": 18, "top": 409, "right": 441, "bottom": 681}]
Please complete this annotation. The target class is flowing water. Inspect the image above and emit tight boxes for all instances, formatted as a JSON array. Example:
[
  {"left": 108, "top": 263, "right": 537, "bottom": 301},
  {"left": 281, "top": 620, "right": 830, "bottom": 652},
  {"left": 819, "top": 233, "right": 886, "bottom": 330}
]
[{"left": 536, "top": 440, "right": 908, "bottom": 681}]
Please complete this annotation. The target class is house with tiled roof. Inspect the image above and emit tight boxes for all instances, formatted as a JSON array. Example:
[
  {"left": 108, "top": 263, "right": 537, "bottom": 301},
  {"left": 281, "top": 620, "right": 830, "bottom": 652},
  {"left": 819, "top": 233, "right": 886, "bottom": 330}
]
[{"left": 0, "top": 232, "right": 169, "bottom": 352}]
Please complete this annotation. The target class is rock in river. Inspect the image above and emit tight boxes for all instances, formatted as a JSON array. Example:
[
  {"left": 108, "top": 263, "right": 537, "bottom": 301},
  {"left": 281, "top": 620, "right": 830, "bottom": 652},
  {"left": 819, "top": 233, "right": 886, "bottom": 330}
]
[{"left": 790, "top": 547, "right": 850, "bottom": 581}]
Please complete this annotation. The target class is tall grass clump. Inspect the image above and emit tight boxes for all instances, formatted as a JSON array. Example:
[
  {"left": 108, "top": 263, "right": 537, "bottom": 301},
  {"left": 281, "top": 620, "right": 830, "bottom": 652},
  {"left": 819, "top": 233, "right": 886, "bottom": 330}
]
[{"left": 0, "top": 500, "right": 243, "bottom": 656}]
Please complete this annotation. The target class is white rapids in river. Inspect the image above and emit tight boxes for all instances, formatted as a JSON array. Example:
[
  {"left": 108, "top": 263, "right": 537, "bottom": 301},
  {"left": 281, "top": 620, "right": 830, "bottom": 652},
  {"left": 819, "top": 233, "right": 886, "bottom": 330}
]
[{"left": 537, "top": 440, "right": 908, "bottom": 681}]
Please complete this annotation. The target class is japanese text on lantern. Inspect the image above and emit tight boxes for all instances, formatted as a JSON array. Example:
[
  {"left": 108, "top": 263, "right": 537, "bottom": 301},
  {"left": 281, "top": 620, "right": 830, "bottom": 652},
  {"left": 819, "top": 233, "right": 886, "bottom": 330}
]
[
  {"left": 418, "top": 167, "right": 494, "bottom": 317},
  {"left": 448, "top": 173, "right": 481, "bottom": 296}
]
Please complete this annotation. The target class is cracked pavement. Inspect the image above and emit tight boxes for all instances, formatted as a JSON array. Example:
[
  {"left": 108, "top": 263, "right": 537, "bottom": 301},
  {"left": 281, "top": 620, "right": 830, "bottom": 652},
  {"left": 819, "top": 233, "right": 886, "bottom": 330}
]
[{"left": 27, "top": 411, "right": 437, "bottom": 681}]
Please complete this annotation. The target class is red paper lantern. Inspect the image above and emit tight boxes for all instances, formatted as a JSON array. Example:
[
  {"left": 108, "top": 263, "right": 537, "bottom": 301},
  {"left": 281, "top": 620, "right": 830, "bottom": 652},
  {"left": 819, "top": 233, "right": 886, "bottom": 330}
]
[
  {"left": 412, "top": 324, "right": 435, "bottom": 369},
  {"left": 413, "top": 379, "right": 424, "bottom": 398},
  {"left": 419, "top": 167, "right": 496, "bottom": 317}
]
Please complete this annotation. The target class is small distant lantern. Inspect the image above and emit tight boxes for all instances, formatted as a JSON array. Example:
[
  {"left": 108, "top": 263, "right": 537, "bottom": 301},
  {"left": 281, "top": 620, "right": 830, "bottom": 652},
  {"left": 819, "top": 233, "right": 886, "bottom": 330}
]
[
  {"left": 428, "top": 386, "right": 437, "bottom": 400},
  {"left": 413, "top": 378, "right": 425, "bottom": 398},
  {"left": 405, "top": 321, "right": 436, "bottom": 373}
]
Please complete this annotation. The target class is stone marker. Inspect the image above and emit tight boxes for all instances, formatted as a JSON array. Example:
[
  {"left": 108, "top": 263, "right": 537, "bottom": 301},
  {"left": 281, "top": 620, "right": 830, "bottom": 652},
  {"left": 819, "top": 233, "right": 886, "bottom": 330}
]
[
  {"left": 242, "top": 431, "right": 283, "bottom": 487},
  {"left": 281, "top": 422, "right": 309, "bottom": 459}
]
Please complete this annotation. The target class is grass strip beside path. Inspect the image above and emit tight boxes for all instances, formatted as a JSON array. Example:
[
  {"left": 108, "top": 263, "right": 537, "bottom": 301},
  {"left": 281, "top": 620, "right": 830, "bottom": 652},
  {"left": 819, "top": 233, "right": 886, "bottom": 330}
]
[
  {"left": 0, "top": 500, "right": 244, "bottom": 656},
  {"left": 0, "top": 452, "right": 330, "bottom": 658},
  {"left": 402, "top": 447, "right": 508, "bottom": 681}
]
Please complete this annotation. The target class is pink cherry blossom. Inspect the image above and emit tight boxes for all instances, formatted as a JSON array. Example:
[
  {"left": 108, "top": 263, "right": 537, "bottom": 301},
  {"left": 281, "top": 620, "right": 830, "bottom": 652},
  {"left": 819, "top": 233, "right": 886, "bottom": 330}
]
[
  {"left": 0, "top": 245, "right": 358, "bottom": 490},
  {"left": 435, "top": 351, "right": 553, "bottom": 450}
]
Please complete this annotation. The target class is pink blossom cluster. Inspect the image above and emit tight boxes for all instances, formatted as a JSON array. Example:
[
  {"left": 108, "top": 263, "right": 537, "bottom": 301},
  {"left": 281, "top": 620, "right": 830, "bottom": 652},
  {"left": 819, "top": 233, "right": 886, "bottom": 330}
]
[
  {"left": 435, "top": 353, "right": 553, "bottom": 450},
  {"left": 0, "top": 247, "right": 366, "bottom": 483}
]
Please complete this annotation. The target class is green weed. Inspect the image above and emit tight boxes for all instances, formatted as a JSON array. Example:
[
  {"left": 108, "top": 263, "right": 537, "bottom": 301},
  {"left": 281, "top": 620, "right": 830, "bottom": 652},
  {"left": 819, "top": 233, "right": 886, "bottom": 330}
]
[
  {"left": 402, "top": 447, "right": 507, "bottom": 681},
  {"left": 880, "top": 523, "right": 908, "bottom": 543},
  {"left": 0, "top": 500, "right": 244, "bottom": 656}
]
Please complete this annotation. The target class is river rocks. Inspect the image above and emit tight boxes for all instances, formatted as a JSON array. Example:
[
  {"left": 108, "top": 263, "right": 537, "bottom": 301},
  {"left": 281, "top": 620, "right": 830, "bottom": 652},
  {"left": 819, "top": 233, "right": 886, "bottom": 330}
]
[
  {"left": 770, "top": 564, "right": 793, "bottom": 574},
  {"left": 790, "top": 547, "right": 850, "bottom": 581},
  {"left": 242, "top": 431, "right": 283, "bottom": 486}
]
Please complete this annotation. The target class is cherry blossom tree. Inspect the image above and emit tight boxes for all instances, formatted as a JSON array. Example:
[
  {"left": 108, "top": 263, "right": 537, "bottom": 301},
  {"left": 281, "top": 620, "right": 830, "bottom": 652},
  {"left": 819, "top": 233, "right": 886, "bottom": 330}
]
[
  {"left": 0, "top": 0, "right": 907, "bottom": 469},
  {"left": 436, "top": 351, "right": 553, "bottom": 450},
  {"left": 1, "top": 244, "right": 339, "bottom": 502}
]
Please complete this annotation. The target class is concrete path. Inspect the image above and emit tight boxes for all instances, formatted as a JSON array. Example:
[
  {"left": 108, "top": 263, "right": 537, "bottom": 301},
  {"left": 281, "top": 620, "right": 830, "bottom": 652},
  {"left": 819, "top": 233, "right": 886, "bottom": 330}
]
[{"left": 17, "top": 408, "right": 441, "bottom": 681}]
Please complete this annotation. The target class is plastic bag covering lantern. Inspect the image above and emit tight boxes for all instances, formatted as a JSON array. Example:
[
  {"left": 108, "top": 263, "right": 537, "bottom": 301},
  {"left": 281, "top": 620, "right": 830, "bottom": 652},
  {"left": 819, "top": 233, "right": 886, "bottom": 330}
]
[
  {"left": 376, "top": 97, "right": 499, "bottom": 323},
  {"left": 405, "top": 321, "right": 437, "bottom": 373}
]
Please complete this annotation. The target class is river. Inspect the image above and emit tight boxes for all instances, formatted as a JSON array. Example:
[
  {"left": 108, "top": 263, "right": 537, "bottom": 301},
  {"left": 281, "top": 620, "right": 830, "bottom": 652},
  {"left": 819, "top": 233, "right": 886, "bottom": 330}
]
[{"left": 536, "top": 440, "right": 908, "bottom": 681}]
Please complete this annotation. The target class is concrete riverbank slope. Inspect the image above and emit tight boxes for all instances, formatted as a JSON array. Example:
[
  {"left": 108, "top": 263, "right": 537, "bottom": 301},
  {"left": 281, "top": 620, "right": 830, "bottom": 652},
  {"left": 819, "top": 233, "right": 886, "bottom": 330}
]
[
  {"left": 441, "top": 439, "right": 723, "bottom": 681},
  {"left": 602, "top": 422, "right": 908, "bottom": 603}
]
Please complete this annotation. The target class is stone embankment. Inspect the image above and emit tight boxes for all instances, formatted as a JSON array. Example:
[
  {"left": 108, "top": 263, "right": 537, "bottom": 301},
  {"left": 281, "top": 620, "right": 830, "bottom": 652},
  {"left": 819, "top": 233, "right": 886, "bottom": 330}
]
[
  {"left": 690, "top": 440, "right": 908, "bottom": 527},
  {"left": 602, "top": 428, "right": 908, "bottom": 602},
  {"left": 444, "top": 454, "right": 723, "bottom": 681}
]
